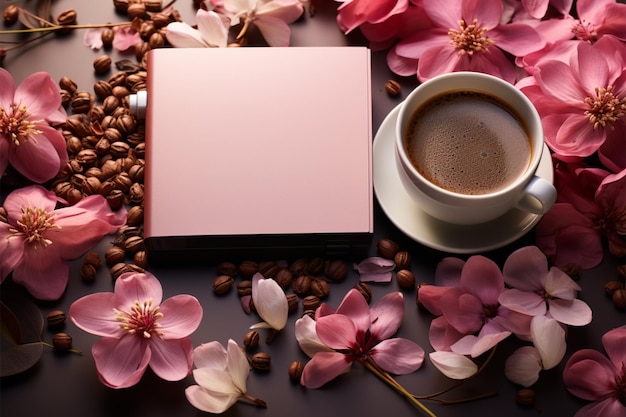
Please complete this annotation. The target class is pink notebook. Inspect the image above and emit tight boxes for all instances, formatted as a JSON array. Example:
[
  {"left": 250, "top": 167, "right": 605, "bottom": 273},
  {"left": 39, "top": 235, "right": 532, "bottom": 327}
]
[{"left": 143, "top": 47, "right": 372, "bottom": 260}]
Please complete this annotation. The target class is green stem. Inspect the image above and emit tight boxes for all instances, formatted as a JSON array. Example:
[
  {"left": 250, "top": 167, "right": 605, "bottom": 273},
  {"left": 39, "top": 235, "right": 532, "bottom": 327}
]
[{"left": 362, "top": 357, "right": 437, "bottom": 417}]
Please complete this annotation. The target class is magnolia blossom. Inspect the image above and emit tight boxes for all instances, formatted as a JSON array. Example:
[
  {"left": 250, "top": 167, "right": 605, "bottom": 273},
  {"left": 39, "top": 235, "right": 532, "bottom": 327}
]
[
  {"left": 536, "top": 164, "right": 626, "bottom": 269},
  {"left": 166, "top": 9, "right": 229, "bottom": 48},
  {"left": 563, "top": 326, "right": 626, "bottom": 417},
  {"left": 297, "top": 289, "right": 424, "bottom": 388},
  {"left": 69, "top": 271, "right": 203, "bottom": 388},
  {"left": 389, "top": 0, "right": 545, "bottom": 82},
  {"left": 0, "top": 68, "right": 68, "bottom": 183},
  {"left": 505, "top": 315, "right": 567, "bottom": 387},
  {"left": 498, "top": 246, "right": 592, "bottom": 326},
  {"left": 211, "top": 0, "right": 304, "bottom": 47},
  {"left": 186, "top": 339, "right": 266, "bottom": 413},
  {"left": 249, "top": 273, "right": 288, "bottom": 334},
  {"left": 418, "top": 255, "right": 533, "bottom": 357},
  {"left": 335, "top": 0, "right": 408, "bottom": 35},
  {"left": 0, "top": 185, "right": 126, "bottom": 300},
  {"left": 352, "top": 256, "right": 395, "bottom": 282}
]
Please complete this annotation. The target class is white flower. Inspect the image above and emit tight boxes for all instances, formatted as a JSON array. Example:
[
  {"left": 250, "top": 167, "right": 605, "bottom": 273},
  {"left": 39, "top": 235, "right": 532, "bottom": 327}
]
[
  {"left": 429, "top": 351, "right": 478, "bottom": 380},
  {"left": 166, "top": 9, "right": 228, "bottom": 48},
  {"left": 250, "top": 273, "right": 288, "bottom": 331}
]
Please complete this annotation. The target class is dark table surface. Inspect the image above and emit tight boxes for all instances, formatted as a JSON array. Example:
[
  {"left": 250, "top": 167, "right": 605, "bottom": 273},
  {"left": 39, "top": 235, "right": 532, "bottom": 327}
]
[{"left": 1, "top": 1, "right": 625, "bottom": 417}]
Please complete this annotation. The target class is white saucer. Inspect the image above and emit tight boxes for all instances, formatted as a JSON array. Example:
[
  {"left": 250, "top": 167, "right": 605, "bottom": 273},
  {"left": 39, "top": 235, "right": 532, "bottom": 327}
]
[{"left": 373, "top": 104, "right": 554, "bottom": 254}]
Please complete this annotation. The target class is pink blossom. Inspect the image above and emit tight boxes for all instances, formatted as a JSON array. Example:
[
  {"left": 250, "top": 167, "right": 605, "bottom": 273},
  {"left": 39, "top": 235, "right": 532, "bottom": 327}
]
[
  {"left": 390, "top": 0, "right": 545, "bottom": 82},
  {"left": 298, "top": 289, "right": 424, "bottom": 388},
  {"left": 520, "top": 40, "right": 626, "bottom": 158},
  {"left": 563, "top": 326, "right": 626, "bottom": 417},
  {"left": 498, "top": 246, "right": 592, "bottom": 326},
  {"left": 570, "top": 0, "right": 626, "bottom": 43},
  {"left": 0, "top": 69, "right": 68, "bottom": 183},
  {"left": 112, "top": 26, "right": 142, "bottom": 52},
  {"left": 536, "top": 163, "right": 626, "bottom": 269},
  {"left": 420, "top": 256, "right": 533, "bottom": 357},
  {"left": 211, "top": 0, "right": 304, "bottom": 47},
  {"left": 0, "top": 185, "right": 126, "bottom": 300},
  {"left": 335, "top": 0, "right": 408, "bottom": 35},
  {"left": 69, "top": 271, "right": 203, "bottom": 388}
]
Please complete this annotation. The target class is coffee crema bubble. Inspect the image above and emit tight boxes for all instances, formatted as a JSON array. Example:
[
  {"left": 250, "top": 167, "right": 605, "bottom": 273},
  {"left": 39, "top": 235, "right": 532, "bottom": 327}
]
[{"left": 404, "top": 91, "right": 531, "bottom": 195}]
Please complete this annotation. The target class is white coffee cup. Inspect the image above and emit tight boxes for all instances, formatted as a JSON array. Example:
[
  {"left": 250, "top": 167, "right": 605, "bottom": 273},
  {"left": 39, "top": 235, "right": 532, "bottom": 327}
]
[{"left": 394, "top": 71, "right": 556, "bottom": 225}]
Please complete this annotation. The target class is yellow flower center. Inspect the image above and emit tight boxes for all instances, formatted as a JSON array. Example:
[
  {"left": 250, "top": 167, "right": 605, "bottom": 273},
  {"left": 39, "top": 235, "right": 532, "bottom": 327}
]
[
  {"left": 448, "top": 19, "right": 494, "bottom": 56},
  {"left": 8, "top": 207, "right": 59, "bottom": 249},
  {"left": 115, "top": 298, "right": 164, "bottom": 339},
  {"left": 0, "top": 103, "right": 43, "bottom": 146},
  {"left": 584, "top": 86, "right": 626, "bottom": 130}
]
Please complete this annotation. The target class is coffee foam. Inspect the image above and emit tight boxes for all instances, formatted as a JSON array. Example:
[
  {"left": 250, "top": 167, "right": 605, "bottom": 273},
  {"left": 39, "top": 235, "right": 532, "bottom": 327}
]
[{"left": 405, "top": 92, "right": 531, "bottom": 195}]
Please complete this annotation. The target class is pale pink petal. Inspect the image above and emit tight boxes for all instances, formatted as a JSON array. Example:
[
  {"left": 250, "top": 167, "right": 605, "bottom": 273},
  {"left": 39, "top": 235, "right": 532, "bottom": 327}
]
[
  {"left": 564, "top": 350, "right": 616, "bottom": 400},
  {"left": 452, "top": 331, "right": 510, "bottom": 357},
  {"left": 498, "top": 289, "right": 546, "bottom": 317},
  {"left": 149, "top": 336, "right": 193, "bottom": 381},
  {"left": 505, "top": 346, "right": 542, "bottom": 387},
  {"left": 353, "top": 257, "right": 395, "bottom": 282},
  {"left": 430, "top": 351, "right": 478, "bottom": 380},
  {"left": 417, "top": 46, "right": 461, "bottom": 81},
  {"left": 196, "top": 9, "right": 228, "bottom": 47},
  {"left": 113, "top": 272, "right": 163, "bottom": 308},
  {"left": 185, "top": 385, "right": 239, "bottom": 414},
  {"left": 226, "top": 339, "right": 250, "bottom": 392},
  {"left": 531, "top": 315, "right": 566, "bottom": 369},
  {"left": 83, "top": 28, "right": 104, "bottom": 50},
  {"left": 428, "top": 316, "right": 466, "bottom": 352},
  {"left": 158, "top": 295, "right": 203, "bottom": 338},
  {"left": 300, "top": 351, "right": 352, "bottom": 389},
  {"left": 334, "top": 288, "right": 371, "bottom": 335},
  {"left": 316, "top": 314, "right": 357, "bottom": 350},
  {"left": 13, "top": 72, "right": 62, "bottom": 119},
  {"left": 256, "top": 0, "right": 303, "bottom": 23},
  {"left": 92, "top": 336, "right": 151, "bottom": 388},
  {"left": 165, "top": 22, "right": 209, "bottom": 47},
  {"left": 69, "top": 292, "right": 126, "bottom": 338},
  {"left": 112, "top": 26, "right": 141, "bottom": 52},
  {"left": 441, "top": 289, "right": 484, "bottom": 334},
  {"left": 386, "top": 48, "right": 418, "bottom": 76},
  {"left": 602, "top": 327, "right": 626, "bottom": 368},
  {"left": 548, "top": 298, "right": 592, "bottom": 326},
  {"left": 295, "top": 316, "right": 332, "bottom": 358},
  {"left": 544, "top": 267, "right": 581, "bottom": 299},
  {"left": 417, "top": 284, "right": 450, "bottom": 316},
  {"left": 193, "top": 341, "right": 227, "bottom": 369},
  {"left": 371, "top": 338, "right": 424, "bottom": 374},
  {"left": 462, "top": 256, "right": 504, "bottom": 305},
  {"left": 502, "top": 246, "right": 547, "bottom": 291},
  {"left": 252, "top": 273, "right": 288, "bottom": 330},
  {"left": 192, "top": 367, "right": 240, "bottom": 394},
  {"left": 369, "top": 292, "right": 404, "bottom": 341}
]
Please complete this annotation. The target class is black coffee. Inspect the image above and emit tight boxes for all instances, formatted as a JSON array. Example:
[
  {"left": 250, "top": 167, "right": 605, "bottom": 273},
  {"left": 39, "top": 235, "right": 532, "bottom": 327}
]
[{"left": 404, "top": 91, "right": 531, "bottom": 195}]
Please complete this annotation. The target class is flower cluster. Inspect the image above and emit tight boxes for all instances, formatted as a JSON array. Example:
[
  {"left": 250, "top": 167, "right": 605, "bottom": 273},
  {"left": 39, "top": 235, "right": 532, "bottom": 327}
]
[{"left": 418, "top": 246, "right": 592, "bottom": 385}]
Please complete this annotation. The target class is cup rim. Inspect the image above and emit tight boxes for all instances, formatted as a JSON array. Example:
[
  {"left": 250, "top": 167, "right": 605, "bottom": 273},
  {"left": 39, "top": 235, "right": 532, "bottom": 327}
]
[{"left": 395, "top": 71, "right": 544, "bottom": 201}]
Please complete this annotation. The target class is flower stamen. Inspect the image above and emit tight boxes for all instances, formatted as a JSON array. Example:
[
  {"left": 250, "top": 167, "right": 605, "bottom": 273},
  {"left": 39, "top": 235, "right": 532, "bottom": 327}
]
[
  {"left": 0, "top": 103, "right": 43, "bottom": 146},
  {"left": 114, "top": 298, "right": 164, "bottom": 338},
  {"left": 571, "top": 19, "right": 598, "bottom": 43},
  {"left": 448, "top": 19, "right": 494, "bottom": 56},
  {"left": 584, "top": 86, "right": 626, "bottom": 130},
  {"left": 7, "top": 207, "right": 58, "bottom": 249}
]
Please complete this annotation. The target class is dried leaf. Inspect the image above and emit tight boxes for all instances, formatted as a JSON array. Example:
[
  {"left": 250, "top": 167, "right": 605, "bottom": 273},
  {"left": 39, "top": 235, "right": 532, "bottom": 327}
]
[{"left": 115, "top": 59, "right": 142, "bottom": 73}]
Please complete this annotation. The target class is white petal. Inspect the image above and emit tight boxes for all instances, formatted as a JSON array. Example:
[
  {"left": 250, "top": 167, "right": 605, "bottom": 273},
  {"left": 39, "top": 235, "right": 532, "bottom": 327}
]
[
  {"left": 192, "top": 367, "right": 239, "bottom": 394},
  {"left": 196, "top": 10, "right": 228, "bottom": 48},
  {"left": 504, "top": 346, "right": 542, "bottom": 387},
  {"left": 531, "top": 315, "right": 566, "bottom": 369},
  {"left": 226, "top": 339, "right": 249, "bottom": 393},
  {"left": 548, "top": 298, "right": 592, "bottom": 326},
  {"left": 165, "top": 22, "right": 208, "bottom": 48},
  {"left": 253, "top": 273, "right": 288, "bottom": 330},
  {"left": 295, "top": 316, "right": 331, "bottom": 358},
  {"left": 193, "top": 341, "right": 228, "bottom": 369},
  {"left": 249, "top": 321, "right": 273, "bottom": 329},
  {"left": 429, "top": 351, "right": 478, "bottom": 380},
  {"left": 185, "top": 385, "right": 239, "bottom": 413}
]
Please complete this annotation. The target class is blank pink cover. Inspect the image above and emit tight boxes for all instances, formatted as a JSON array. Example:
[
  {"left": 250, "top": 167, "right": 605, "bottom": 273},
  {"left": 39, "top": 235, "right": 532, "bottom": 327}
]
[{"left": 144, "top": 47, "right": 372, "bottom": 239}]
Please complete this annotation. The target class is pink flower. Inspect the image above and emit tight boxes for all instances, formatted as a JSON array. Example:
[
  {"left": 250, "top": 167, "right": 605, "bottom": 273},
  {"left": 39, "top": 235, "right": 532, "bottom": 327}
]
[
  {"left": 391, "top": 0, "right": 545, "bottom": 82},
  {"left": 166, "top": 9, "right": 229, "bottom": 48},
  {"left": 211, "top": 0, "right": 304, "bottom": 46},
  {"left": 69, "top": 271, "right": 203, "bottom": 388},
  {"left": 421, "top": 256, "right": 533, "bottom": 357},
  {"left": 519, "top": 0, "right": 573, "bottom": 19},
  {"left": 498, "top": 246, "right": 592, "bottom": 326},
  {"left": 570, "top": 0, "right": 626, "bottom": 43},
  {"left": 0, "top": 69, "right": 68, "bottom": 183},
  {"left": 536, "top": 163, "right": 626, "bottom": 269},
  {"left": 563, "top": 326, "right": 626, "bottom": 417},
  {"left": 521, "top": 39, "right": 626, "bottom": 158},
  {"left": 0, "top": 185, "right": 126, "bottom": 300},
  {"left": 335, "top": 0, "right": 408, "bottom": 35},
  {"left": 298, "top": 288, "right": 424, "bottom": 388}
]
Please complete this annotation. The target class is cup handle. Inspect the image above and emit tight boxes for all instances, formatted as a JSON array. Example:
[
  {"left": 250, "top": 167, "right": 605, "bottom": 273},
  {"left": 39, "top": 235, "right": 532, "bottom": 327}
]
[{"left": 515, "top": 176, "right": 557, "bottom": 215}]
